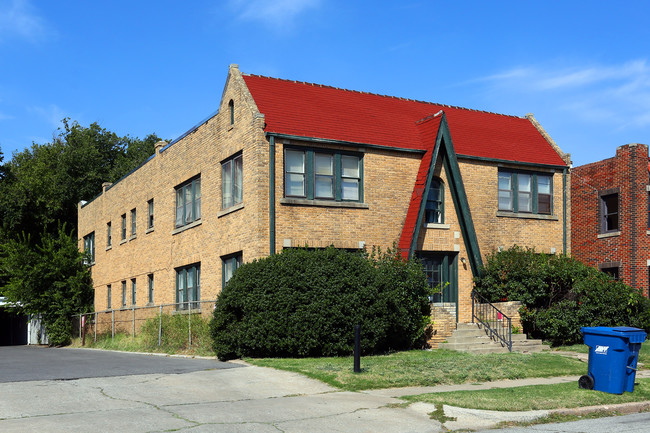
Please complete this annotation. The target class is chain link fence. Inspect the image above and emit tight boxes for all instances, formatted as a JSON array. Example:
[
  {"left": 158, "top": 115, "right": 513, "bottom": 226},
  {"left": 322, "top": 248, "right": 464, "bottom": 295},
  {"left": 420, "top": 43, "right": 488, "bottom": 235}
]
[{"left": 77, "top": 300, "right": 216, "bottom": 349}]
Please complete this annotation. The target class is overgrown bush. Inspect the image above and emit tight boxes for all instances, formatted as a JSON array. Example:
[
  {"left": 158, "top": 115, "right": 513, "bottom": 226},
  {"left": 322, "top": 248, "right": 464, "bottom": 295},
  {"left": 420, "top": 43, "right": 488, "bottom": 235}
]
[
  {"left": 140, "top": 313, "right": 211, "bottom": 353},
  {"left": 474, "top": 246, "right": 650, "bottom": 346},
  {"left": 210, "top": 247, "right": 432, "bottom": 360}
]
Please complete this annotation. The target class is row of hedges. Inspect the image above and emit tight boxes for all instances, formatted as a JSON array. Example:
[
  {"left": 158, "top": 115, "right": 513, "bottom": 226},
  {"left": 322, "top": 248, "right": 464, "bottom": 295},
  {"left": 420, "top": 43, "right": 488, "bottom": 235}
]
[
  {"left": 210, "top": 247, "right": 432, "bottom": 361},
  {"left": 474, "top": 246, "right": 650, "bottom": 346}
]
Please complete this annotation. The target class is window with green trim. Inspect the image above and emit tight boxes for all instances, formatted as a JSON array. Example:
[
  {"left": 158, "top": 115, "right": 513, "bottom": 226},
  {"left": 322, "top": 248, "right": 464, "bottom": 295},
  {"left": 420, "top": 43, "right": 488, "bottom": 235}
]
[
  {"left": 425, "top": 178, "right": 444, "bottom": 223},
  {"left": 222, "top": 153, "right": 242, "bottom": 209},
  {"left": 121, "top": 280, "right": 127, "bottom": 307},
  {"left": 131, "top": 278, "right": 136, "bottom": 305},
  {"left": 83, "top": 232, "right": 95, "bottom": 265},
  {"left": 176, "top": 263, "right": 200, "bottom": 310},
  {"left": 284, "top": 148, "right": 363, "bottom": 202},
  {"left": 222, "top": 252, "right": 242, "bottom": 286},
  {"left": 498, "top": 170, "right": 552, "bottom": 214},
  {"left": 175, "top": 176, "right": 201, "bottom": 228}
]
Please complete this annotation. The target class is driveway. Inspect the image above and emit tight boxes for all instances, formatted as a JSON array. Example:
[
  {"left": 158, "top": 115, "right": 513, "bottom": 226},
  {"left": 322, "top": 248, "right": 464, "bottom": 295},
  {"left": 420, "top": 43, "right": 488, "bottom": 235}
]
[{"left": 0, "top": 346, "right": 442, "bottom": 432}]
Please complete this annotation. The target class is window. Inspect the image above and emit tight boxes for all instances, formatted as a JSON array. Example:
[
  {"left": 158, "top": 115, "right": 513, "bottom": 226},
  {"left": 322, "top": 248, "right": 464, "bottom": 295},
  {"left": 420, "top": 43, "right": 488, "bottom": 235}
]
[
  {"left": 222, "top": 253, "right": 242, "bottom": 286},
  {"left": 121, "top": 281, "right": 127, "bottom": 307},
  {"left": 83, "top": 232, "right": 95, "bottom": 265},
  {"left": 222, "top": 154, "right": 243, "bottom": 209},
  {"left": 121, "top": 214, "right": 127, "bottom": 240},
  {"left": 175, "top": 177, "right": 201, "bottom": 228},
  {"left": 148, "top": 274, "right": 154, "bottom": 304},
  {"left": 600, "top": 193, "right": 619, "bottom": 233},
  {"left": 107, "top": 284, "right": 111, "bottom": 309},
  {"left": 601, "top": 266, "right": 620, "bottom": 280},
  {"left": 106, "top": 222, "right": 112, "bottom": 247},
  {"left": 131, "top": 278, "right": 136, "bottom": 305},
  {"left": 147, "top": 199, "right": 154, "bottom": 230},
  {"left": 130, "top": 208, "right": 137, "bottom": 237},
  {"left": 176, "top": 263, "right": 200, "bottom": 310},
  {"left": 425, "top": 179, "right": 444, "bottom": 224},
  {"left": 284, "top": 148, "right": 362, "bottom": 202},
  {"left": 228, "top": 99, "right": 234, "bottom": 125},
  {"left": 498, "top": 171, "right": 552, "bottom": 214}
]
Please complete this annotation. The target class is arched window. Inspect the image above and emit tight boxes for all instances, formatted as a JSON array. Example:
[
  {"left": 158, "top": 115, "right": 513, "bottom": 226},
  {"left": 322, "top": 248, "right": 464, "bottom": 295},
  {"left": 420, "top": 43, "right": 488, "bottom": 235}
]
[
  {"left": 228, "top": 100, "right": 234, "bottom": 125},
  {"left": 425, "top": 178, "right": 443, "bottom": 224}
]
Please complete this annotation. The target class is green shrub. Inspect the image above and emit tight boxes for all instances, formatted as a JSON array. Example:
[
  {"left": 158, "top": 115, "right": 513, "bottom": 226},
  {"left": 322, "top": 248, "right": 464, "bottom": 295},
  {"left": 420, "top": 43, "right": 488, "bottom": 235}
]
[
  {"left": 474, "top": 246, "right": 650, "bottom": 346},
  {"left": 210, "top": 247, "right": 431, "bottom": 360}
]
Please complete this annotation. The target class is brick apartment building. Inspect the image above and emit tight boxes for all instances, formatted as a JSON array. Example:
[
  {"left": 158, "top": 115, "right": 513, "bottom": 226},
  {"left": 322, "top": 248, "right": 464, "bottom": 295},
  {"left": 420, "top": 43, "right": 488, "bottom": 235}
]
[
  {"left": 78, "top": 64, "right": 571, "bottom": 332},
  {"left": 572, "top": 143, "right": 650, "bottom": 296}
]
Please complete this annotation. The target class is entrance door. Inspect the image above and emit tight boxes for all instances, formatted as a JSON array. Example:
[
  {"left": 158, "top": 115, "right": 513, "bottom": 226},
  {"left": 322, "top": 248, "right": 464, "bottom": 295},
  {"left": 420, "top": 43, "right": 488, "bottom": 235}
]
[{"left": 418, "top": 253, "right": 458, "bottom": 303}]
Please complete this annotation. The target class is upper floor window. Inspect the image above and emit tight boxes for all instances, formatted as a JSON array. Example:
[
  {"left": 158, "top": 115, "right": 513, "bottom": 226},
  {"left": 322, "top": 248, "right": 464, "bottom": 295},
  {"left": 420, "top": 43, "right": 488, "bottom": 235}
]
[
  {"left": 83, "top": 232, "right": 95, "bottom": 265},
  {"left": 106, "top": 222, "right": 112, "bottom": 248},
  {"left": 131, "top": 278, "right": 137, "bottom": 305},
  {"left": 121, "top": 280, "right": 127, "bottom": 307},
  {"left": 148, "top": 274, "right": 154, "bottom": 304},
  {"left": 498, "top": 170, "right": 552, "bottom": 215},
  {"left": 147, "top": 199, "right": 154, "bottom": 230},
  {"left": 121, "top": 214, "right": 127, "bottom": 240},
  {"left": 175, "top": 176, "right": 201, "bottom": 228},
  {"left": 130, "top": 208, "right": 137, "bottom": 237},
  {"left": 425, "top": 179, "right": 444, "bottom": 224},
  {"left": 228, "top": 99, "right": 235, "bottom": 125},
  {"left": 176, "top": 263, "right": 200, "bottom": 310},
  {"left": 600, "top": 192, "right": 619, "bottom": 233},
  {"left": 107, "top": 284, "right": 111, "bottom": 309},
  {"left": 284, "top": 148, "right": 363, "bottom": 202},
  {"left": 222, "top": 153, "right": 243, "bottom": 209}
]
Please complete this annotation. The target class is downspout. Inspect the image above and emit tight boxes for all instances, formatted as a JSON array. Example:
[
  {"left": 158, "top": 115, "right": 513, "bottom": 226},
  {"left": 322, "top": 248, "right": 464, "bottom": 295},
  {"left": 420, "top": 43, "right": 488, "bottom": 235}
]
[
  {"left": 563, "top": 167, "right": 567, "bottom": 255},
  {"left": 269, "top": 135, "right": 276, "bottom": 255}
]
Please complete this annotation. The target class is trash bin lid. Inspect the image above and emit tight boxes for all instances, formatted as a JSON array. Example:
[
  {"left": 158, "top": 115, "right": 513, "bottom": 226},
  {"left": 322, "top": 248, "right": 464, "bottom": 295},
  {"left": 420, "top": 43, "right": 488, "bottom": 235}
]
[{"left": 581, "top": 326, "right": 647, "bottom": 343}]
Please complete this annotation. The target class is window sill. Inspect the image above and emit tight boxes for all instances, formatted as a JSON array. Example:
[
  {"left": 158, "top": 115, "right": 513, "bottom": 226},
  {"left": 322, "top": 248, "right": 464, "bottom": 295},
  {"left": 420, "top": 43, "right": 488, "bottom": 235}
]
[
  {"left": 129, "top": 235, "right": 137, "bottom": 241},
  {"left": 172, "top": 308, "right": 202, "bottom": 315},
  {"left": 218, "top": 202, "right": 244, "bottom": 218},
  {"left": 146, "top": 227, "right": 154, "bottom": 234},
  {"left": 496, "top": 211, "right": 558, "bottom": 221},
  {"left": 172, "top": 219, "right": 202, "bottom": 235},
  {"left": 598, "top": 231, "right": 621, "bottom": 239},
  {"left": 280, "top": 198, "right": 369, "bottom": 209},
  {"left": 119, "top": 239, "right": 127, "bottom": 245},
  {"left": 105, "top": 246, "right": 112, "bottom": 251},
  {"left": 426, "top": 223, "right": 450, "bottom": 230}
]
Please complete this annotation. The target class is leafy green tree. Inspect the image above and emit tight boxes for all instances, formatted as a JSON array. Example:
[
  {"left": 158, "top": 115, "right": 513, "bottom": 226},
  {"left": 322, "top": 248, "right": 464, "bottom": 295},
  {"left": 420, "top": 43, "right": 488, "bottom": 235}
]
[{"left": 0, "top": 225, "right": 93, "bottom": 345}]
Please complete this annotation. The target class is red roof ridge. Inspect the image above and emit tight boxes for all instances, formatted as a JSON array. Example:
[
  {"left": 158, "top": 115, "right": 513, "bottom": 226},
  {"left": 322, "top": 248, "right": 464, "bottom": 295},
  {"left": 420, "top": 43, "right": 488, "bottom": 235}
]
[{"left": 242, "top": 73, "right": 528, "bottom": 120}]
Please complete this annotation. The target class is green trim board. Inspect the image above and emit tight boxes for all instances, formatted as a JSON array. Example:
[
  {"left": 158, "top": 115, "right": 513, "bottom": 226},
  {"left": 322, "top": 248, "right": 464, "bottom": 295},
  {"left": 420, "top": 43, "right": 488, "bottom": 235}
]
[
  {"left": 266, "top": 132, "right": 426, "bottom": 155},
  {"left": 457, "top": 154, "right": 567, "bottom": 171},
  {"left": 409, "top": 113, "right": 483, "bottom": 277}
]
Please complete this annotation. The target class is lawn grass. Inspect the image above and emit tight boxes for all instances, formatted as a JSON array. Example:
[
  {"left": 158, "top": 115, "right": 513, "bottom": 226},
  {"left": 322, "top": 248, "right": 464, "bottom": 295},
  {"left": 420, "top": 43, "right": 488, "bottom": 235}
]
[
  {"left": 247, "top": 349, "right": 587, "bottom": 391},
  {"left": 401, "top": 378, "right": 650, "bottom": 411},
  {"left": 554, "top": 341, "right": 649, "bottom": 366}
]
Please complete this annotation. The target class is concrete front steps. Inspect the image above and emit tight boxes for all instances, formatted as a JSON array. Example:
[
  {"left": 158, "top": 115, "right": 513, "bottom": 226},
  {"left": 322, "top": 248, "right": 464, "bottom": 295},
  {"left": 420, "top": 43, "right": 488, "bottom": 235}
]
[{"left": 439, "top": 322, "right": 547, "bottom": 354}]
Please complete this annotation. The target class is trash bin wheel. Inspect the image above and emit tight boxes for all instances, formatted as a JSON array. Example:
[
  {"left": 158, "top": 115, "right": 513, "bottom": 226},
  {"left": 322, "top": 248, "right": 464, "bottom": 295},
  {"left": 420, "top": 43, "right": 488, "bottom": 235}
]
[{"left": 578, "top": 375, "right": 594, "bottom": 390}]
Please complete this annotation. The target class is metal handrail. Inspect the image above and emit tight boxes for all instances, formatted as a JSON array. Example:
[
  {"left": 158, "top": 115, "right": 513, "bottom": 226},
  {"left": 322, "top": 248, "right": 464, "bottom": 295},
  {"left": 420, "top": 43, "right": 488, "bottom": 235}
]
[{"left": 471, "top": 290, "right": 512, "bottom": 352}]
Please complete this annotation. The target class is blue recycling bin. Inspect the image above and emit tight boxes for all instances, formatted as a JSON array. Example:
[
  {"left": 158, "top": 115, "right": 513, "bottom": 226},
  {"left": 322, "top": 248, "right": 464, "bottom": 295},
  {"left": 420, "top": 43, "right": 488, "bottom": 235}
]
[{"left": 579, "top": 327, "right": 646, "bottom": 394}]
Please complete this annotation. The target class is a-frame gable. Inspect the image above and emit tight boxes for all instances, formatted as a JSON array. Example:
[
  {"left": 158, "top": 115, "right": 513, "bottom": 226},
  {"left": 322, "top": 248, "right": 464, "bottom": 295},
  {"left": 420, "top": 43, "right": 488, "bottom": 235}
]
[{"left": 401, "top": 112, "right": 483, "bottom": 276}]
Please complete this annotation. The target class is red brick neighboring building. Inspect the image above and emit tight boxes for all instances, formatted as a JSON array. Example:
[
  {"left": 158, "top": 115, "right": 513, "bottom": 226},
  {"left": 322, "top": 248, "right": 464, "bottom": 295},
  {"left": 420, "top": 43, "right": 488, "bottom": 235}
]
[{"left": 572, "top": 143, "right": 650, "bottom": 296}]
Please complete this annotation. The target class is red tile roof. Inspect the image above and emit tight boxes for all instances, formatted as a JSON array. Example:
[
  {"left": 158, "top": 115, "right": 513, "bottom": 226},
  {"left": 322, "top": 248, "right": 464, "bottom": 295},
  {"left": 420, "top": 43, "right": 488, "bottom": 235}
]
[{"left": 243, "top": 74, "right": 567, "bottom": 167}]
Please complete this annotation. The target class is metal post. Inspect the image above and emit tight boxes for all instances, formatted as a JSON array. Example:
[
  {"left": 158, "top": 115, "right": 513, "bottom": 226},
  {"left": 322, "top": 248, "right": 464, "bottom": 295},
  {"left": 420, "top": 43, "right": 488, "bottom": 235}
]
[
  {"left": 188, "top": 303, "right": 192, "bottom": 350},
  {"left": 158, "top": 305, "right": 163, "bottom": 347},
  {"left": 111, "top": 310, "right": 115, "bottom": 340},
  {"left": 132, "top": 306, "right": 136, "bottom": 340},
  {"left": 94, "top": 312, "right": 97, "bottom": 343},
  {"left": 79, "top": 314, "right": 82, "bottom": 342},
  {"left": 353, "top": 325, "right": 361, "bottom": 373}
]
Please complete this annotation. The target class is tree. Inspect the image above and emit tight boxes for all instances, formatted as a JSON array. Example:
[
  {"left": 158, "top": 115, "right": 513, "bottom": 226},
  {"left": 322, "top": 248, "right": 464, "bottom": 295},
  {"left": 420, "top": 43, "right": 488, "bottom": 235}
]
[{"left": 0, "top": 225, "right": 93, "bottom": 345}]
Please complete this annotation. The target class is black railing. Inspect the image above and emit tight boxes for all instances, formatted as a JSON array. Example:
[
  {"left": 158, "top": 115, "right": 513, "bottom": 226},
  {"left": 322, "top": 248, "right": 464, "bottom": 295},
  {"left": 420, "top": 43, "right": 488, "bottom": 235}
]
[{"left": 471, "top": 290, "right": 512, "bottom": 352}]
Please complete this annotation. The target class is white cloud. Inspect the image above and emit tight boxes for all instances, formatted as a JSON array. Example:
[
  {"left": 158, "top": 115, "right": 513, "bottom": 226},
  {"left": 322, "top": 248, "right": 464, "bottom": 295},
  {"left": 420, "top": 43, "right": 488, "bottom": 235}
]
[
  {"left": 0, "top": 0, "right": 47, "bottom": 43},
  {"left": 29, "top": 104, "right": 67, "bottom": 129},
  {"left": 229, "top": 0, "right": 320, "bottom": 26},
  {"left": 477, "top": 60, "right": 650, "bottom": 128}
]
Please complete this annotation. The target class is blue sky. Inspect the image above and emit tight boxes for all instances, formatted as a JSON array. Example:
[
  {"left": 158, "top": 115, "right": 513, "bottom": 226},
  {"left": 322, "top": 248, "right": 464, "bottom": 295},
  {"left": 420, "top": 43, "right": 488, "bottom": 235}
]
[{"left": 1, "top": 0, "right": 649, "bottom": 167}]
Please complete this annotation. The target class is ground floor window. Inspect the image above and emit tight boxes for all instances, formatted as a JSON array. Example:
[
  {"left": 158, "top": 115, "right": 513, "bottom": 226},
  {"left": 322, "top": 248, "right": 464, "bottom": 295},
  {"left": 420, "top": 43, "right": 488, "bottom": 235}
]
[
  {"left": 222, "top": 252, "right": 242, "bottom": 286},
  {"left": 176, "top": 263, "right": 200, "bottom": 310}
]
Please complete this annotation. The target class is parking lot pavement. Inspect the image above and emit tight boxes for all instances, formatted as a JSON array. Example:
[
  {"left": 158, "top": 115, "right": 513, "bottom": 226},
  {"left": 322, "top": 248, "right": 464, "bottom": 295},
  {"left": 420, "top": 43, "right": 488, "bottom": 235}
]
[
  {"left": 0, "top": 345, "right": 239, "bottom": 383},
  {"left": 0, "top": 347, "right": 443, "bottom": 433}
]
